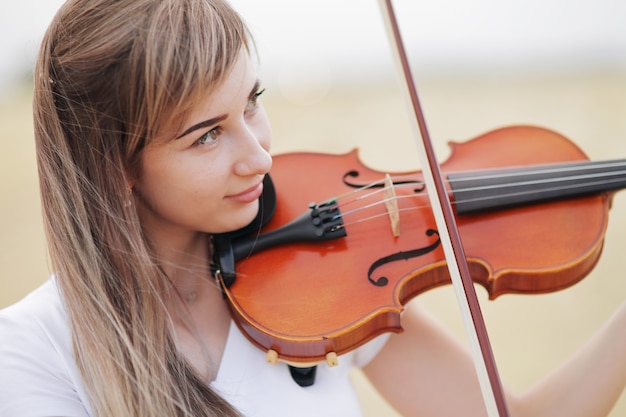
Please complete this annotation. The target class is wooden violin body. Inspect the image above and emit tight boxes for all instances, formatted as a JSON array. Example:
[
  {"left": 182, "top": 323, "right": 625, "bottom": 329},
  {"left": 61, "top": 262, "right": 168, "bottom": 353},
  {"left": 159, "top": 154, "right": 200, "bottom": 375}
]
[{"left": 219, "top": 125, "right": 617, "bottom": 365}]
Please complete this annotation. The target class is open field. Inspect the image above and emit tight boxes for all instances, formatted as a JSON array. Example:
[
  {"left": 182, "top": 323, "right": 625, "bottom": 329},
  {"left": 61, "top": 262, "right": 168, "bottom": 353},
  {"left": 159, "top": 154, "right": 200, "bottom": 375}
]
[{"left": 1, "top": 70, "right": 625, "bottom": 415}]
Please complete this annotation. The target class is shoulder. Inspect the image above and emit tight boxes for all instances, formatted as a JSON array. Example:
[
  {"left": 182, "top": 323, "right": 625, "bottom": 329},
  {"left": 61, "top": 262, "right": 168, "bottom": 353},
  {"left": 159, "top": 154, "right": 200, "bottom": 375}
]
[
  {"left": 0, "top": 278, "right": 91, "bottom": 417},
  {"left": 0, "top": 278, "right": 69, "bottom": 355}
]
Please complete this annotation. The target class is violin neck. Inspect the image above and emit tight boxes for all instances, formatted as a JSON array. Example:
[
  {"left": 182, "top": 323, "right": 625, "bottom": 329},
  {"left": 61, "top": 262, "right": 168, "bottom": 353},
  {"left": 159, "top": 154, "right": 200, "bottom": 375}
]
[{"left": 449, "top": 159, "right": 626, "bottom": 215}]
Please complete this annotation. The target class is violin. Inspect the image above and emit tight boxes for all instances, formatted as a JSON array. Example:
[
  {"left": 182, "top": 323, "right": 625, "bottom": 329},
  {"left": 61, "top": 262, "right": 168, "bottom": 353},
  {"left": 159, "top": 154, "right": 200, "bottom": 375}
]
[
  {"left": 212, "top": 2, "right": 624, "bottom": 414},
  {"left": 212, "top": 124, "right": 625, "bottom": 366}
]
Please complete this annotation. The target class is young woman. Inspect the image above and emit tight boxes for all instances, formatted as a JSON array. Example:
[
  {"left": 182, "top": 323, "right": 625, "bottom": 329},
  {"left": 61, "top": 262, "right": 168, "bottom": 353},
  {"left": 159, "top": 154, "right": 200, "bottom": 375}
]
[{"left": 0, "top": 0, "right": 624, "bottom": 416}]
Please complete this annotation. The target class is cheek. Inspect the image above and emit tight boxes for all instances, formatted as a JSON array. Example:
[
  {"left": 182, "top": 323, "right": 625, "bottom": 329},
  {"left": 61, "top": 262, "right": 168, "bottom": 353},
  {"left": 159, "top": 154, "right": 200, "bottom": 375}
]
[
  {"left": 137, "top": 149, "right": 182, "bottom": 199},
  {"left": 135, "top": 150, "right": 222, "bottom": 225}
]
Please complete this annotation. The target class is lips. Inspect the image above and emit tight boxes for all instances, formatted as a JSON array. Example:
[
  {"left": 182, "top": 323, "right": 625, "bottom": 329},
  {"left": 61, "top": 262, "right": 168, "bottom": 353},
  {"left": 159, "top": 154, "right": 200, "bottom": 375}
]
[{"left": 226, "top": 181, "right": 264, "bottom": 203}]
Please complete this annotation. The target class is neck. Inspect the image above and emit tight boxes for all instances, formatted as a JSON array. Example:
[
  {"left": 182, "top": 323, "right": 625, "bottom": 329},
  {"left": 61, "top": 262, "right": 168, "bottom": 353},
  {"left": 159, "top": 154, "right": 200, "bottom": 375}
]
[
  {"left": 448, "top": 159, "right": 626, "bottom": 214},
  {"left": 147, "top": 231, "right": 214, "bottom": 304}
]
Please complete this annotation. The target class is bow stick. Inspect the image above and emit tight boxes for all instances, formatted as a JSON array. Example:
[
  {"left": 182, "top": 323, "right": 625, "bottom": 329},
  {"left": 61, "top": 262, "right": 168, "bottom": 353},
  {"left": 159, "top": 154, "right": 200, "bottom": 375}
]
[{"left": 377, "top": 1, "right": 510, "bottom": 415}]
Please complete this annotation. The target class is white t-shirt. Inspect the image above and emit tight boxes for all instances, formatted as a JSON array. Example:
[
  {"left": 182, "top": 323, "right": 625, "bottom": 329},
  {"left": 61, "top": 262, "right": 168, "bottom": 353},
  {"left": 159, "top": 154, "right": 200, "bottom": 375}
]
[{"left": 0, "top": 278, "right": 388, "bottom": 417}]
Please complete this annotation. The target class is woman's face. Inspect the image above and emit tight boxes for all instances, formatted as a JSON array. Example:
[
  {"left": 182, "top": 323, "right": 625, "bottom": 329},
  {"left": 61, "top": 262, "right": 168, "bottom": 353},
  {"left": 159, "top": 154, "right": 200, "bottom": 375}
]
[{"left": 134, "top": 50, "right": 272, "bottom": 242}]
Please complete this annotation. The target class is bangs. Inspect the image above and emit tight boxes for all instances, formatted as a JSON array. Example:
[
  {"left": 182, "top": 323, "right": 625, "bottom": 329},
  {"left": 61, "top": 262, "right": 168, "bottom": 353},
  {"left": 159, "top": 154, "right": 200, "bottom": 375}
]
[{"left": 138, "top": 0, "right": 250, "bottom": 142}]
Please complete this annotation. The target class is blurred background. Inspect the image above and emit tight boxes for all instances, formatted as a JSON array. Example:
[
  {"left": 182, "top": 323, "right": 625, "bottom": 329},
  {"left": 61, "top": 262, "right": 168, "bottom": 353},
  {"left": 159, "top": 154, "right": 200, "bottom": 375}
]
[{"left": 1, "top": 0, "right": 625, "bottom": 415}]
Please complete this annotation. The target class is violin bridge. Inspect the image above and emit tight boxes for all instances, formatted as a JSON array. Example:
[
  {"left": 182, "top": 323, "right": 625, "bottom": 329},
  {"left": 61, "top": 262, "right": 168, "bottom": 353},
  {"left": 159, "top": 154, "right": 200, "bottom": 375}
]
[{"left": 384, "top": 173, "right": 400, "bottom": 237}]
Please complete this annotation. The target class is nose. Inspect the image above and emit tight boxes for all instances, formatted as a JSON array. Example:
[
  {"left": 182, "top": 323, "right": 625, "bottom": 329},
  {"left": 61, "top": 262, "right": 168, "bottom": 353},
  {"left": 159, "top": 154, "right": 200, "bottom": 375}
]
[{"left": 233, "top": 122, "right": 273, "bottom": 177}]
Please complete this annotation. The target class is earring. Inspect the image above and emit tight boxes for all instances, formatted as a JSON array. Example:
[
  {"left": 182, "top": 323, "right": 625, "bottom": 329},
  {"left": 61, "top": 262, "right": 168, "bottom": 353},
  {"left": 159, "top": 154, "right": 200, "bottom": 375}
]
[{"left": 124, "top": 187, "right": 133, "bottom": 208}]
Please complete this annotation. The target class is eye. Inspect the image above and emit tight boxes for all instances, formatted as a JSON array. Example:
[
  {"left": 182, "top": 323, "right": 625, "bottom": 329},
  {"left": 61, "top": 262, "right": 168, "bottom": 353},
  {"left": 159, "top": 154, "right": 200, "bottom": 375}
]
[
  {"left": 194, "top": 126, "right": 221, "bottom": 146},
  {"left": 246, "top": 87, "right": 266, "bottom": 112}
]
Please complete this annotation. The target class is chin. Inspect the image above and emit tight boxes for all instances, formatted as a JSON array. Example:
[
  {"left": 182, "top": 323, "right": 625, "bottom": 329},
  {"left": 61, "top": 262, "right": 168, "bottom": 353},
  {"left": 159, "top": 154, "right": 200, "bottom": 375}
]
[{"left": 214, "top": 202, "right": 260, "bottom": 234}]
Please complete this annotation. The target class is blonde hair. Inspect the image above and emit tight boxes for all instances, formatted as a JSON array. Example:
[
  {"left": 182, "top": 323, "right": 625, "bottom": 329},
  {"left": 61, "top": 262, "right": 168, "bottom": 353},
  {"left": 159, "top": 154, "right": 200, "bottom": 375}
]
[{"left": 33, "top": 0, "right": 248, "bottom": 415}]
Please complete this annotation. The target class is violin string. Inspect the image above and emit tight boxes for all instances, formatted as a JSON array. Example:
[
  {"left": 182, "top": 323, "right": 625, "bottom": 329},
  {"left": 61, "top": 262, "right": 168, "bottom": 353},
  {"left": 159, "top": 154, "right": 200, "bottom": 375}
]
[
  {"left": 337, "top": 205, "right": 424, "bottom": 230},
  {"left": 450, "top": 159, "right": 626, "bottom": 183},
  {"left": 331, "top": 160, "right": 626, "bottom": 209},
  {"left": 329, "top": 177, "right": 388, "bottom": 203},
  {"left": 332, "top": 181, "right": 421, "bottom": 206},
  {"left": 337, "top": 193, "right": 395, "bottom": 218},
  {"left": 328, "top": 167, "right": 626, "bottom": 227},
  {"left": 453, "top": 167, "right": 626, "bottom": 193},
  {"left": 454, "top": 175, "right": 626, "bottom": 205}
]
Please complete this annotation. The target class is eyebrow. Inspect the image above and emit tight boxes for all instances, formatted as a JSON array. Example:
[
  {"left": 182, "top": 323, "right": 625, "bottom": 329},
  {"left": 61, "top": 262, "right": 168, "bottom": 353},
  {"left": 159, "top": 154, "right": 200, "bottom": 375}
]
[
  {"left": 175, "top": 80, "right": 261, "bottom": 140},
  {"left": 175, "top": 114, "right": 227, "bottom": 140}
]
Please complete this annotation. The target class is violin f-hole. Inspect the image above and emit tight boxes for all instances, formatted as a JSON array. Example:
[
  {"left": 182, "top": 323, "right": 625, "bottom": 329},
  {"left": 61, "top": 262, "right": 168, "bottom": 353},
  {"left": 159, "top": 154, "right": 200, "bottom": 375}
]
[{"left": 367, "top": 229, "right": 441, "bottom": 287}]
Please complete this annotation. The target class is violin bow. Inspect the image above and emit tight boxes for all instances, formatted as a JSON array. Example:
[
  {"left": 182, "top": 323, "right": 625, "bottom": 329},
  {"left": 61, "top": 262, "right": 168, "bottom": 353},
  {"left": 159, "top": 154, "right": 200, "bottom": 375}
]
[{"left": 377, "top": 1, "right": 510, "bottom": 415}]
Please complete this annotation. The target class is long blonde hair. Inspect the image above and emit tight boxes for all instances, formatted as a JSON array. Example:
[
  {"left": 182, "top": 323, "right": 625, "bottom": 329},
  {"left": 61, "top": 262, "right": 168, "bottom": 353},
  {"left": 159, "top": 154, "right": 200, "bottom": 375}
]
[{"left": 33, "top": 0, "right": 248, "bottom": 415}]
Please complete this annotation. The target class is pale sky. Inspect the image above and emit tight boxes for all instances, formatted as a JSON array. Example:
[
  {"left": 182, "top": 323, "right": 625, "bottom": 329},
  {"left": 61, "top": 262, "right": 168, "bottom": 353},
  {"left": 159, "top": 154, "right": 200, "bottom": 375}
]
[{"left": 1, "top": 0, "right": 625, "bottom": 97}]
